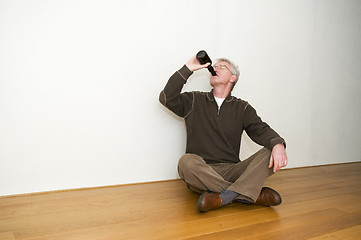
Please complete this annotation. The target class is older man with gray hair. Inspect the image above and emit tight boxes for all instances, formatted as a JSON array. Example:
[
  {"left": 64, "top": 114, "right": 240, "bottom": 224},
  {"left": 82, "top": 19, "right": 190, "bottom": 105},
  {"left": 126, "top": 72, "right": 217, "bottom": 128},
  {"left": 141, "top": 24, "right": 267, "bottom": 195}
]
[{"left": 159, "top": 54, "right": 288, "bottom": 213}]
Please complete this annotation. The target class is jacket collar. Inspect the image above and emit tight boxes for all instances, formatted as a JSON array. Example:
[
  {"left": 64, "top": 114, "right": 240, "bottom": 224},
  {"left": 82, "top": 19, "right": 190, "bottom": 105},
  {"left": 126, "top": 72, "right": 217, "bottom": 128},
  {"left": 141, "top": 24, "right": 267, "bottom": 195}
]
[{"left": 207, "top": 89, "right": 234, "bottom": 102}]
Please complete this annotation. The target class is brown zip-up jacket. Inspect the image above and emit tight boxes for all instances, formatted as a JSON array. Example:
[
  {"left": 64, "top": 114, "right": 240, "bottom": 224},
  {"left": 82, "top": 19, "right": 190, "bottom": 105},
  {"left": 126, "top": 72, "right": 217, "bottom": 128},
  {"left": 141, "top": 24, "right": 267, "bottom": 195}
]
[{"left": 159, "top": 65, "right": 286, "bottom": 164}]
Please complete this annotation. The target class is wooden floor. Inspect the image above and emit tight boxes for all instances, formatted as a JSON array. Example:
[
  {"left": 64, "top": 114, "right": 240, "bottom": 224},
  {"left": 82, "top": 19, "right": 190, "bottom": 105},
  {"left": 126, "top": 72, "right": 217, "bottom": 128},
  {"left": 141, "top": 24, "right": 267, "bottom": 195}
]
[{"left": 1, "top": 162, "right": 361, "bottom": 240}]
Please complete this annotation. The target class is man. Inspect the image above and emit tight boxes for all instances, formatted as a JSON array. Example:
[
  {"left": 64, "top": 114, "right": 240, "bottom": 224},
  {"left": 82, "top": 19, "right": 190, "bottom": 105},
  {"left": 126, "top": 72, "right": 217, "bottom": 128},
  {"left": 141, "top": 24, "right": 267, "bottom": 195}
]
[{"left": 159, "top": 55, "right": 288, "bottom": 213}]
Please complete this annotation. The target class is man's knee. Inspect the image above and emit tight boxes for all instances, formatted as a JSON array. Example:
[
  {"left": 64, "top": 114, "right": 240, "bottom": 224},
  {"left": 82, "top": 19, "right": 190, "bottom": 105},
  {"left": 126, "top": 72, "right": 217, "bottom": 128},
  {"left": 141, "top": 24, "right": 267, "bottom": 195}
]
[
  {"left": 256, "top": 148, "right": 272, "bottom": 162},
  {"left": 244, "top": 148, "right": 272, "bottom": 170},
  {"left": 178, "top": 153, "right": 204, "bottom": 178},
  {"left": 178, "top": 153, "right": 203, "bottom": 170}
]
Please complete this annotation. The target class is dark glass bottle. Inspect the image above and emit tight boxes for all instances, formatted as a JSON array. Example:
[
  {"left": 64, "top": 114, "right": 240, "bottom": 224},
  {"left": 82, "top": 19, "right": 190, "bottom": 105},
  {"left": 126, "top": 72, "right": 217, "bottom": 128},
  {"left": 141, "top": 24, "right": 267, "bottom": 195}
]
[{"left": 196, "top": 50, "right": 217, "bottom": 76}]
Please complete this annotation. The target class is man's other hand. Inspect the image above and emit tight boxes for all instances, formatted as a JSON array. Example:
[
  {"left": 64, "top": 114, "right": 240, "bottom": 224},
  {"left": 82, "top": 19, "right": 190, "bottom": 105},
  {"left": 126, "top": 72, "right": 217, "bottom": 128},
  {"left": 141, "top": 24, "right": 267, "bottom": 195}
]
[
  {"left": 186, "top": 55, "right": 210, "bottom": 72},
  {"left": 269, "top": 143, "right": 288, "bottom": 172}
]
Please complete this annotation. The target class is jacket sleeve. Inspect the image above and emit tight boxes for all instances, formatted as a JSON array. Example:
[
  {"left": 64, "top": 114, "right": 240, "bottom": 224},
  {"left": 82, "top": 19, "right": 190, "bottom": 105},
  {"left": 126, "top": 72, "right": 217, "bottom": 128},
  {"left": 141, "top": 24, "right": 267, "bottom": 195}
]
[
  {"left": 159, "top": 65, "right": 194, "bottom": 118},
  {"left": 243, "top": 104, "right": 286, "bottom": 150}
]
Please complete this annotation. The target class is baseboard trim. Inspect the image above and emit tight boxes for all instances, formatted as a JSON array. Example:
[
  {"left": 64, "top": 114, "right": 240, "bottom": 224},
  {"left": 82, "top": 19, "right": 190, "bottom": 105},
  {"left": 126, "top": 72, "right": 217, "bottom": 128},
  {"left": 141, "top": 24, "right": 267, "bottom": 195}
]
[
  {"left": 0, "top": 179, "right": 181, "bottom": 199},
  {"left": 281, "top": 160, "right": 361, "bottom": 171},
  {"left": 1, "top": 161, "right": 360, "bottom": 199}
]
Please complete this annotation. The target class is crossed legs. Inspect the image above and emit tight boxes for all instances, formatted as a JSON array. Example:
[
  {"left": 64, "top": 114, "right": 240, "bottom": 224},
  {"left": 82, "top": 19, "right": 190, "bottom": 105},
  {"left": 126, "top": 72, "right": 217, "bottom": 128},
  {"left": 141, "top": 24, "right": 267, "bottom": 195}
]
[{"left": 178, "top": 148, "right": 280, "bottom": 211}]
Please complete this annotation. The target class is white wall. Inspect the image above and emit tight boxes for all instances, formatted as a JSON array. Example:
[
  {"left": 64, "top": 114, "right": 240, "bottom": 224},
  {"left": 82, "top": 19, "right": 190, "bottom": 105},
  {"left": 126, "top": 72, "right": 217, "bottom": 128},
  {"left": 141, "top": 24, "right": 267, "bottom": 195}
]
[{"left": 1, "top": 0, "right": 360, "bottom": 196}]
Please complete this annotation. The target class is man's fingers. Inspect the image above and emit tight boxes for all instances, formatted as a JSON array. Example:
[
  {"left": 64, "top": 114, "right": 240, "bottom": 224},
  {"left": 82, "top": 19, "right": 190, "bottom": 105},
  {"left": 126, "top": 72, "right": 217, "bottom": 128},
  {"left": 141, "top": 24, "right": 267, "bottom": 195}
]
[
  {"left": 281, "top": 155, "right": 288, "bottom": 167},
  {"left": 270, "top": 145, "right": 288, "bottom": 172},
  {"left": 194, "top": 62, "right": 211, "bottom": 71},
  {"left": 272, "top": 155, "right": 284, "bottom": 173},
  {"left": 269, "top": 155, "right": 274, "bottom": 168},
  {"left": 186, "top": 56, "right": 212, "bottom": 72},
  {"left": 277, "top": 158, "right": 283, "bottom": 172}
]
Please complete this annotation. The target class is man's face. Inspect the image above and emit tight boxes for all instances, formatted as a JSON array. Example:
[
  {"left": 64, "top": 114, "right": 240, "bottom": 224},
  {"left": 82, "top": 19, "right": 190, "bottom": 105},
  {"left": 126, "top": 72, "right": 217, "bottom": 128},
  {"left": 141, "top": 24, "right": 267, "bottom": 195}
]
[{"left": 210, "top": 61, "right": 235, "bottom": 88}]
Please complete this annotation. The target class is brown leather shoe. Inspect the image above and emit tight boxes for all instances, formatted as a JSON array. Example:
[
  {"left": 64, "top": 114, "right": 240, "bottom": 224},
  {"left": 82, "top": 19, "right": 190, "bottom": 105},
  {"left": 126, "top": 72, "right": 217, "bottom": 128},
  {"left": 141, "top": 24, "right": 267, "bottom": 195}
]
[
  {"left": 198, "top": 191, "right": 223, "bottom": 213},
  {"left": 255, "top": 187, "right": 282, "bottom": 206}
]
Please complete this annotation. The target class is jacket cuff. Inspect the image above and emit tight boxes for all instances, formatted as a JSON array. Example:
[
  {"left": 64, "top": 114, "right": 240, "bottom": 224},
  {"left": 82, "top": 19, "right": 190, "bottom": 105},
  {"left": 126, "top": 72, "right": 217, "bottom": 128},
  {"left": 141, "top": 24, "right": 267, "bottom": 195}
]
[
  {"left": 270, "top": 138, "right": 286, "bottom": 150},
  {"left": 177, "top": 65, "right": 193, "bottom": 82}
]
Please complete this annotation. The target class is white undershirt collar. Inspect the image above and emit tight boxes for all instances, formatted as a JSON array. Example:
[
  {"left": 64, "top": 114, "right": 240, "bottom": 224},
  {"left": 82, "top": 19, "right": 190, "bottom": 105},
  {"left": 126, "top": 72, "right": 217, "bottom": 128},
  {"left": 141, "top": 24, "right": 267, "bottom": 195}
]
[{"left": 214, "top": 96, "right": 225, "bottom": 108}]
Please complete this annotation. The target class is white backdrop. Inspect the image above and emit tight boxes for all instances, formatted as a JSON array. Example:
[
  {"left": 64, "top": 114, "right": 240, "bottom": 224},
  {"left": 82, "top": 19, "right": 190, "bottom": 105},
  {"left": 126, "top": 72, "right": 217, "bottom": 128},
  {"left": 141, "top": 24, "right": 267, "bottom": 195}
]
[{"left": 1, "top": 0, "right": 360, "bottom": 196}]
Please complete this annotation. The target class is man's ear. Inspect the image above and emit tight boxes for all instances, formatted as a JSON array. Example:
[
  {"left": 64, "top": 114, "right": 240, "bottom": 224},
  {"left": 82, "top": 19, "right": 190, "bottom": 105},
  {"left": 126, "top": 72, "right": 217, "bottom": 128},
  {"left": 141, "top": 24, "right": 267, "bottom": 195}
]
[{"left": 229, "top": 75, "right": 237, "bottom": 83}]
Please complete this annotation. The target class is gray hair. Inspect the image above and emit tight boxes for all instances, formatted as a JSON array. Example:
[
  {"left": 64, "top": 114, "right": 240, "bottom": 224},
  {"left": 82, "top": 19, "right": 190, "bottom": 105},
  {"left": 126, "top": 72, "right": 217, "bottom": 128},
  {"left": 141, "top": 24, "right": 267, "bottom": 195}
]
[{"left": 215, "top": 58, "right": 240, "bottom": 90}]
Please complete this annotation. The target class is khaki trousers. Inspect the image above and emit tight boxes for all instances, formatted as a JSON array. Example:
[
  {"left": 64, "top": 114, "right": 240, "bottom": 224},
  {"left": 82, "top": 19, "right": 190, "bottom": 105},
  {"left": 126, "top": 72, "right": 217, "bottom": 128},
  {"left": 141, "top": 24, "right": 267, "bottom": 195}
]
[{"left": 178, "top": 148, "right": 274, "bottom": 202}]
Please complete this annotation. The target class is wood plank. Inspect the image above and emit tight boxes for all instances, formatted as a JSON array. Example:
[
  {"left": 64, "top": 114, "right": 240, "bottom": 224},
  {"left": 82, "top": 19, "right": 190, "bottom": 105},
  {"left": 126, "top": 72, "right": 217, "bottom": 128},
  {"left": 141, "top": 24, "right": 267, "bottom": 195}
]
[
  {"left": 242, "top": 212, "right": 361, "bottom": 240},
  {"left": 0, "top": 232, "right": 15, "bottom": 240},
  {"left": 309, "top": 225, "right": 361, "bottom": 240},
  {"left": 183, "top": 209, "right": 345, "bottom": 240}
]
